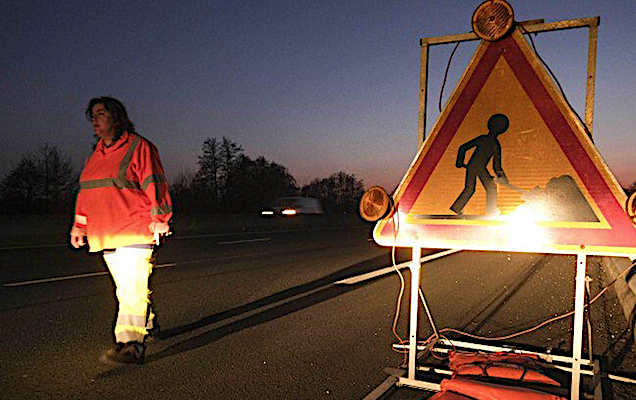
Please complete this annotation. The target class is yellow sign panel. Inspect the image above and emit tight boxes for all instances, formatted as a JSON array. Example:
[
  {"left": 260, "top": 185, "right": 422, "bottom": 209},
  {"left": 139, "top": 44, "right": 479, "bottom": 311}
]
[{"left": 374, "top": 28, "right": 636, "bottom": 256}]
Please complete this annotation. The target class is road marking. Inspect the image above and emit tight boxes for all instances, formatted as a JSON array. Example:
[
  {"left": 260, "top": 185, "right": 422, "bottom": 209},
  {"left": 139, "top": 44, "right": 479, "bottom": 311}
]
[
  {"left": 4, "top": 271, "right": 109, "bottom": 287},
  {"left": 155, "top": 263, "right": 178, "bottom": 269},
  {"left": 2, "top": 250, "right": 272, "bottom": 287},
  {"left": 0, "top": 243, "right": 68, "bottom": 251},
  {"left": 334, "top": 249, "right": 461, "bottom": 285},
  {"left": 217, "top": 238, "right": 271, "bottom": 245},
  {"left": 3, "top": 263, "right": 178, "bottom": 287},
  {"left": 0, "top": 225, "right": 367, "bottom": 251}
]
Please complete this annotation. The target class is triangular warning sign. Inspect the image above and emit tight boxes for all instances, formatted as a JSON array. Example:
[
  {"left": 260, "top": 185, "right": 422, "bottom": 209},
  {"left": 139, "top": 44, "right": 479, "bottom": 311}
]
[{"left": 374, "top": 28, "right": 636, "bottom": 256}]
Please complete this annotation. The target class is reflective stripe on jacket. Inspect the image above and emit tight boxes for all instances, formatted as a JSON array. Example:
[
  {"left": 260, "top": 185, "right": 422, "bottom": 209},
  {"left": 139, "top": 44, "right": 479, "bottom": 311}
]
[{"left": 74, "top": 131, "right": 173, "bottom": 252}]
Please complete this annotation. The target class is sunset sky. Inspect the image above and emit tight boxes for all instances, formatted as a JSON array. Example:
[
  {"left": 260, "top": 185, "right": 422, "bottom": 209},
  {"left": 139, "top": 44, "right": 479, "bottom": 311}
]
[{"left": 2, "top": 0, "right": 635, "bottom": 192}]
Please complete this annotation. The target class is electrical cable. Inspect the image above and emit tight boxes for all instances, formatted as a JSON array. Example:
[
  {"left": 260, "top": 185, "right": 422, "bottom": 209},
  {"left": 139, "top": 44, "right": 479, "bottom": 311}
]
[
  {"left": 439, "top": 42, "right": 461, "bottom": 112},
  {"left": 388, "top": 209, "right": 409, "bottom": 361},
  {"left": 417, "top": 259, "right": 636, "bottom": 346},
  {"left": 418, "top": 287, "right": 440, "bottom": 339},
  {"left": 585, "top": 276, "right": 594, "bottom": 364}
]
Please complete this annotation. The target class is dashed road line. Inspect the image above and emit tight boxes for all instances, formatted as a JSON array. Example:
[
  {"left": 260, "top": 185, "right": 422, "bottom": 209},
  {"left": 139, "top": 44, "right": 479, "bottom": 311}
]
[
  {"left": 3, "top": 263, "right": 178, "bottom": 287},
  {"left": 217, "top": 238, "right": 271, "bottom": 245}
]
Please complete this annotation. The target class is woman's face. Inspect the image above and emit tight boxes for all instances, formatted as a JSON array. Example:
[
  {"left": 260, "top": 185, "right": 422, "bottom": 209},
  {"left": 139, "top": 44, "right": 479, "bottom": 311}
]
[{"left": 91, "top": 103, "right": 116, "bottom": 144}]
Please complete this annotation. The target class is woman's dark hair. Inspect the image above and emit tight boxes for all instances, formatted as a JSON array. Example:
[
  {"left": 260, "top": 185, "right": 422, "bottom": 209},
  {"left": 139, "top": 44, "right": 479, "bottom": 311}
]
[{"left": 85, "top": 96, "right": 137, "bottom": 142}]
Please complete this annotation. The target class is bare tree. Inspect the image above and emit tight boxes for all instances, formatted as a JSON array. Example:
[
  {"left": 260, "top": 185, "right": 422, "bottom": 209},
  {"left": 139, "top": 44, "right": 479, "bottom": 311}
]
[
  {"left": 197, "top": 138, "right": 221, "bottom": 206},
  {"left": 0, "top": 144, "right": 75, "bottom": 213},
  {"left": 301, "top": 171, "right": 363, "bottom": 213},
  {"left": 218, "top": 137, "right": 243, "bottom": 194},
  {"left": 225, "top": 155, "right": 298, "bottom": 211},
  {"left": 38, "top": 143, "right": 74, "bottom": 209}
]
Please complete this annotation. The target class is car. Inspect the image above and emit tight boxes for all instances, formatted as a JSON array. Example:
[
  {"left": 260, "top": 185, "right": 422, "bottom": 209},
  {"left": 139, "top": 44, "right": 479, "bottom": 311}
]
[{"left": 259, "top": 196, "right": 324, "bottom": 217}]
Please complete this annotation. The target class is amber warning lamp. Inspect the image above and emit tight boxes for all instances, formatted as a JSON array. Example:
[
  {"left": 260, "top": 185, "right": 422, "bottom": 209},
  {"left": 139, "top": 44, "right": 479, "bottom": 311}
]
[
  {"left": 628, "top": 192, "right": 636, "bottom": 225},
  {"left": 471, "top": 0, "right": 515, "bottom": 41},
  {"left": 359, "top": 186, "right": 394, "bottom": 222}
]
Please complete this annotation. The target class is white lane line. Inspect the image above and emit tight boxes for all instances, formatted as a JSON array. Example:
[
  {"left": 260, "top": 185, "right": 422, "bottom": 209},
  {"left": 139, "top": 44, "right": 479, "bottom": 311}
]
[
  {"left": 4, "top": 271, "right": 109, "bottom": 287},
  {"left": 3, "top": 263, "right": 177, "bottom": 287},
  {"left": 154, "top": 263, "right": 178, "bottom": 269},
  {"left": 0, "top": 243, "right": 68, "bottom": 251},
  {"left": 0, "top": 225, "right": 367, "bottom": 251},
  {"left": 217, "top": 238, "right": 271, "bottom": 245},
  {"left": 4, "top": 250, "right": 271, "bottom": 287},
  {"left": 334, "top": 249, "right": 462, "bottom": 285}
]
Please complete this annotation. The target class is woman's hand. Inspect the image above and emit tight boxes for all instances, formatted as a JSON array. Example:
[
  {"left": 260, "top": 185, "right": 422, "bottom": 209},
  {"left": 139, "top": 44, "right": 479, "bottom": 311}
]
[{"left": 70, "top": 226, "right": 87, "bottom": 248}]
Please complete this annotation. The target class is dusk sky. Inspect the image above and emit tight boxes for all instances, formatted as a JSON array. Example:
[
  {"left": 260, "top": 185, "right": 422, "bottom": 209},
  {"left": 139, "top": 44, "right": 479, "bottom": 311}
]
[{"left": 2, "top": 0, "right": 635, "bottom": 192}]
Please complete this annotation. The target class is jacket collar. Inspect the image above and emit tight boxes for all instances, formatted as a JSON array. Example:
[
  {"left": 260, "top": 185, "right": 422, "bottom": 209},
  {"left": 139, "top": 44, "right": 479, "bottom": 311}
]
[{"left": 96, "top": 131, "right": 131, "bottom": 153}]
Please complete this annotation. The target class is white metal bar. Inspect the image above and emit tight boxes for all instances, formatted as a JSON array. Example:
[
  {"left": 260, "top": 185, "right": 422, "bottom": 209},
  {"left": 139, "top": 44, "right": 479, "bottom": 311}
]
[
  {"left": 397, "top": 377, "right": 441, "bottom": 392},
  {"left": 416, "top": 366, "right": 453, "bottom": 375},
  {"left": 393, "top": 339, "right": 593, "bottom": 366},
  {"left": 585, "top": 23, "right": 598, "bottom": 135},
  {"left": 571, "top": 253, "right": 587, "bottom": 399},
  {"left": 408, "top": 247, "right": 422, "bottom": 380},
  {"left": 421, "top": 17, "right": 599, "bottom": 46},
  {"left": 418, "top": 42, "right": 429, "bottom": 145},
  {"left": 399, "top": 341, "right": 636, "bottom": 385}
]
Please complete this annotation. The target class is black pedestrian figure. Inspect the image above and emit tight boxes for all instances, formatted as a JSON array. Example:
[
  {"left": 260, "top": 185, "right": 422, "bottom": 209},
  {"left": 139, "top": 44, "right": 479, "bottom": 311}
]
[{"left": 450, "top": 113, "right": 509, "bottom": 216}]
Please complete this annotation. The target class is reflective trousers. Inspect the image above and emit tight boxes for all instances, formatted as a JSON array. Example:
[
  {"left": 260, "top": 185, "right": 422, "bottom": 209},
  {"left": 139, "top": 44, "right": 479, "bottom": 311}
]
[{"left": 103, "top": 246, "right": 156, "bottom": 343}]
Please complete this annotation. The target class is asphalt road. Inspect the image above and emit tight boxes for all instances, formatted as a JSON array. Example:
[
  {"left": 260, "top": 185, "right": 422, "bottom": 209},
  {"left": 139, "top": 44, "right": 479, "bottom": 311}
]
[{"left": 1, "top": 219, "right": 635, "bottom": 399}]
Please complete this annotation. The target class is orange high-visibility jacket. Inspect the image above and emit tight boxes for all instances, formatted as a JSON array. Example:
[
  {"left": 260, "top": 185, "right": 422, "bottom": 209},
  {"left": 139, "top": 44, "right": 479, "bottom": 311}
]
[{"left": 73, "top": 132, "right": 173, "bottom": 252}]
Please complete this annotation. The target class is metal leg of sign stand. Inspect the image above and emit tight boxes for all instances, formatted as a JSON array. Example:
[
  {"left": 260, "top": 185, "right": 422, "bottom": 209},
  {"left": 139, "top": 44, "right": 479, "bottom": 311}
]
[
  {"left": 571, "top": 253, "right": 587, "bottom": 399},
  {"left": 396, "top": 247, "right": 441, "bottom": 392},
  {"left": 408, "top": 246, "right": 421, "bottom": 380},
  {"left": 365, "top": 251, "right": 610, "bottom": 400},
  {"left": 363, "top": 247, "right": 440, "bottom": 400},
  {"left": 392, "top": 252, "right": 590, "bottom": 399}
]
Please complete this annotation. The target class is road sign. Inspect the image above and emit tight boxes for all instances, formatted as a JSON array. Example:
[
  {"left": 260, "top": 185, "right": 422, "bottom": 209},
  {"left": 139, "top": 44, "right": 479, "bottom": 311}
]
[{"left": 373, "top": 28, "right": 636, "bottom": 256}]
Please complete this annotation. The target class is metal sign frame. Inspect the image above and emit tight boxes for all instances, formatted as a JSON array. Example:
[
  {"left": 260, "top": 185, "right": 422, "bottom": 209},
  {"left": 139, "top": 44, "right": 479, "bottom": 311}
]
[
  {"left": 363, "top": 16, "right": 636, "bottom": 400},
  {"left": 417, "top": 17, "right": 599, "bottom": 147},
  {"left": 373, "top": 20, "right": 635, "bottom": 257}
]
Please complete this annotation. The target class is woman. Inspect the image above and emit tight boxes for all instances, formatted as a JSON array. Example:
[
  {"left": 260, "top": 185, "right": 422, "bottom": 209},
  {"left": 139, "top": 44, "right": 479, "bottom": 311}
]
[{"left": 70, "top": 96, "right": 173, "bottom": 365}]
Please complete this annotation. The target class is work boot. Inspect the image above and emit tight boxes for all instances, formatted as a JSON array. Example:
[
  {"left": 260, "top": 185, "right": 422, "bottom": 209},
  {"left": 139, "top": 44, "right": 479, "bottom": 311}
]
[
  {"left": 99, "top": 342, "right": 145, "bottom": 365},
  {"left": 145, "top": 323, "right": 161, "bottom": 343}
]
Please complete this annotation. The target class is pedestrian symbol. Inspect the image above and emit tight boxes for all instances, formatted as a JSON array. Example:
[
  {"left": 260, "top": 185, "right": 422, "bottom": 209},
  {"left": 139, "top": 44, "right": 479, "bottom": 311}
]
[{"left": 451, "top": 113, "right": 509, "bottom": 217}]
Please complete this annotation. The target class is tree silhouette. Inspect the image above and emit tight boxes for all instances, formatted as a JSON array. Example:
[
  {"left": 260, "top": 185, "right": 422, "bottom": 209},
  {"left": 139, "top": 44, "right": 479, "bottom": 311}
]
[
  {"left": 0, "top": 144, "right": 75, "bottom": 213},
  {"left": 170, "top": 167, "right": 197, "bottom": 212},
  {"left": 39, "top": 144, "right": 75, "bottom": 210},
  {"left": 224, "top": 155, "right": 298, "bottom": 211},
  {"left": 196, "top": 138, "right": 221, "bottom": 207},
  {"left": 219, "top": 137, "right": 243, "bottom": 196},
  {"left": 192, "top": 137, "right": 298, "bottom": 213},
  {"left": 301, "top": 172, "right": 363, "bottom": 213}
]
